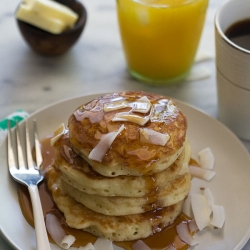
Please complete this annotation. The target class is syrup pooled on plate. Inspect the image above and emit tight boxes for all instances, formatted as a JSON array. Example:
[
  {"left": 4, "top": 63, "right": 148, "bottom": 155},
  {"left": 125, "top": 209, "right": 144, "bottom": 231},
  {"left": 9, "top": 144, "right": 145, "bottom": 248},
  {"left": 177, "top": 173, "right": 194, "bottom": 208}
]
[{"left": 17, "top": 137, "right": 196, "bottom": 250}]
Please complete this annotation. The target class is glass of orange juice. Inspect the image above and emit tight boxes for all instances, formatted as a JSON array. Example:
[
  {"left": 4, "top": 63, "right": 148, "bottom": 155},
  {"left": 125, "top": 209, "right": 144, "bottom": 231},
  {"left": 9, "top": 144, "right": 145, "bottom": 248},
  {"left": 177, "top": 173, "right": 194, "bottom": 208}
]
[{"left": 116, "top": 0, "right": 208, "bottom": 85}]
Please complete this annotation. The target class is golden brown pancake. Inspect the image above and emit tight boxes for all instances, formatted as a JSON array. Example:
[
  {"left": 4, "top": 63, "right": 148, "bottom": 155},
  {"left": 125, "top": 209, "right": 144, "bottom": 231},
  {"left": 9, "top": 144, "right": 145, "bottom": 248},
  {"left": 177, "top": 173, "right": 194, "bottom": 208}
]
[
  {"left": 46, "top": 91, "right": 191, "bottom": 242},
  {"left": 68, "top": 91, "right": 187, "bottom": 177},
  {"left": 61, "top": 172, "right": 191, "bottom": 216},
  {"left": 53, "top": 133, "right": 191, "bottom": 197},
  {"left": 46, "top": 166, "right": 184, "bottom": 242}
]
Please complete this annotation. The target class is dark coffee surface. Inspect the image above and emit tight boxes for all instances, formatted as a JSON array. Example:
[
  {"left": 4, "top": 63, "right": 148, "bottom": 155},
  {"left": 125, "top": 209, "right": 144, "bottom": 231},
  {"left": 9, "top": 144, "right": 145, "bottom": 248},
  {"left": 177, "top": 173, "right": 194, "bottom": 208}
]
[{"left": 225, "top": 19, "right": 250, "bottom": 50}]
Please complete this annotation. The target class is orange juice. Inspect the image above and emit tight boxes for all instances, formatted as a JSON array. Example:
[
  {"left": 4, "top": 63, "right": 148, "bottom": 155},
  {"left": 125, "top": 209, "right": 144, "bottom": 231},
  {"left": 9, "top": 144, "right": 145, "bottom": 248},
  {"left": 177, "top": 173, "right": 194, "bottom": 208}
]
[{"left": 116, "top": 0, "right": 208, "bottom": 84}]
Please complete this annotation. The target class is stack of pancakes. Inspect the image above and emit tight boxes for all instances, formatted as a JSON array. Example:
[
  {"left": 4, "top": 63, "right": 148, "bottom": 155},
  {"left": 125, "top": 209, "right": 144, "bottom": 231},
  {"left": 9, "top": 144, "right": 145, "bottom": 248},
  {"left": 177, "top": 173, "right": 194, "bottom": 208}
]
[{"left": 46, "top": 91, "right": 191, "bottom": 242}]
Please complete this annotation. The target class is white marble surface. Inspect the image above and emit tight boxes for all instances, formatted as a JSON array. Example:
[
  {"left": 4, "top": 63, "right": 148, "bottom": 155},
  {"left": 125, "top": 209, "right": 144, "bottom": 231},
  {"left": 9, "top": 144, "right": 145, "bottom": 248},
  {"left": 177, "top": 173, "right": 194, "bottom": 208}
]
[{"left": 1, "top": 0, "right": 250, "bottom": 249}]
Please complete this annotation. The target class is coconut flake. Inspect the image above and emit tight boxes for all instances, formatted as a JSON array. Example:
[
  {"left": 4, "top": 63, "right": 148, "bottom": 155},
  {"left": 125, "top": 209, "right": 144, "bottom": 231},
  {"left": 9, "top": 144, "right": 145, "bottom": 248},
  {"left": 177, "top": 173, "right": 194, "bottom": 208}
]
[
  {"left": 188, "top": 220, "right": 199, "bottom": 233},
  {"left": 176, "top": 222, "right": 199, "bottom": 246},
  {"left": 63, "top": 145, "right": 73, "bottom": 164},
  {"left": 173, "top": 235, "right": 187, "bottom": 249},
  {"left": 103, "top": 101, "right": 128, "bottom": 112},
  {"left": 191, "top": 194, "right": 210, "bottom": 231},
  {"left": 132, "top": 240, "right": 151, "bottom": 250},
  {"left": 61, "top": 235, "right": 75, "bottom": 249},
  {"left": 189, "top": 165, "right": 216, "bottom": 181},
  {"left": 132, "top": 100, "right": 151, "bottom": 114},
  {"left": 94, "top": 238, "right": 113, "bottom": 250},
  {"left": 79, "top": 242, "right": 95, "bottom": 250},
  {"left": 45, "top": 213, "right": 66, "bottom": 248},
  {"left": 210, "top": 205, "right": 225, "bottom": 228},
  {"left": 198, "top": 147, "right": 214, "bottom": 170},
  {"left": 138, "top": 96, "right": 150, "bottom": 103},
  {"left": 112, "top": 113, "right": 149, "bottom": 126},
  {"left": 204, "top": 188, "right": 214, "bottom": 216},
  {"left": 139, "top": 128, "right": 170, "bottom": 146},
  {"left": 166, "top": 244, "right": 177, "bottom": 250},
  {"left": 51, "top": 123, "right": 66, "bottom": 146},
  {"left": 89, "top": 125, "right": 125, "bottom": 162}
]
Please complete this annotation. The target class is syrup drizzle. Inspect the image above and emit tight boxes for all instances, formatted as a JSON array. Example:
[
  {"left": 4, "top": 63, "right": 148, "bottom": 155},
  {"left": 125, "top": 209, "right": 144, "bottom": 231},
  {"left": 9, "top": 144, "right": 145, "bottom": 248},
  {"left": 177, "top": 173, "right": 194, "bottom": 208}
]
[{"left": 17, "top": 137, "right": 195, "bottom": 250}]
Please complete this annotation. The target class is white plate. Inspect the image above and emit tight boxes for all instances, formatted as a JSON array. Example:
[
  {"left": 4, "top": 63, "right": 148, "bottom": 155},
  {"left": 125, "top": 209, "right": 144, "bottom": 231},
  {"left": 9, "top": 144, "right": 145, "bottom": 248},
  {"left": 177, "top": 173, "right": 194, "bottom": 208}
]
[{"left": 1, "top": 93, "right": 250, "bottom": 250}]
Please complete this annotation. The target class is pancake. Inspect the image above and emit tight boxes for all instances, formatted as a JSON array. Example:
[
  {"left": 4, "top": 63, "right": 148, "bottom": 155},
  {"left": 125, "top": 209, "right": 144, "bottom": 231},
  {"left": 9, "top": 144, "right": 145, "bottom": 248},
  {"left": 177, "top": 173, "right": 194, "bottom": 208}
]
[
  {"left": 46, "top": 91, "right": 191, "bottom": 243},
  {"left": 68, "top": 91, "right": 187, "bottom": 177},
  {"left": 53, "top": 133, "right": 191, "bottom": 197},
  {"left": 46, "top": 167, "right": 184, "bottom": 242},
  {"left": 61, "top": 172, "right": 191, "bottom": 216}
]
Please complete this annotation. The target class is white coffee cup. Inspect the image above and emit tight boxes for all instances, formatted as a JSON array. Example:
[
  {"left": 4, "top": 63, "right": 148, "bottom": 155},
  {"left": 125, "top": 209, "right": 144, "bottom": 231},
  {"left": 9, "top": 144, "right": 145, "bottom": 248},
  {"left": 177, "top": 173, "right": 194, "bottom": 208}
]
[{"left": 215, "top": 0, "right": 250, "bottom": 141}]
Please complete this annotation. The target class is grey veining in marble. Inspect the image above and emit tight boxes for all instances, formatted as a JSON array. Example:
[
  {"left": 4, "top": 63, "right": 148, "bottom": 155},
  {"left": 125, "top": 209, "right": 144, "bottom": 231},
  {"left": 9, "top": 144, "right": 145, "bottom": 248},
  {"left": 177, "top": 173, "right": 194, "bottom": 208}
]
[{"left": 1, "top": 0, "right": 250, "bottom": 249}]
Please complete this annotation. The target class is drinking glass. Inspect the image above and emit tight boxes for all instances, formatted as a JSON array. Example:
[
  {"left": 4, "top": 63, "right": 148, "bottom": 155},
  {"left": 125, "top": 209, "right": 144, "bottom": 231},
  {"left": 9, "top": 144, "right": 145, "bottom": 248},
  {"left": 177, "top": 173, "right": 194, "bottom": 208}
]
[{"left": 116, "top": 0, "right": 208, "bottom": 85}]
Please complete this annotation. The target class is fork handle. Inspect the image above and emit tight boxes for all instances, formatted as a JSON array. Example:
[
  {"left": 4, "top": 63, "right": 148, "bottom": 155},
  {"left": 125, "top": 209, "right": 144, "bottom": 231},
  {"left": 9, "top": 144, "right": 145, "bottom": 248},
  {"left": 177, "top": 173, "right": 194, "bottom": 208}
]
[{"left": 28, "top": 185, "right": 52, "bottom": 250}]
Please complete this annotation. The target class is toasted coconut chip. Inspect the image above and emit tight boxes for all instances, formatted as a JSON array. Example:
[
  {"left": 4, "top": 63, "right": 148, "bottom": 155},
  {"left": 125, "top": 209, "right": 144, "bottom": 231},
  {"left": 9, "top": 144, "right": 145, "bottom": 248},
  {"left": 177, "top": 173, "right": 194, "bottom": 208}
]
[
  {"left": 61, "top": 235, "right": 75, "bottom": 249},
  {"left": 63, "top": 145, "right": 73, "bottom": 164},
  {"left": 132, "top": 240, "right": 151, "bottom": 250},
  {"left": 103, "top": 100, "right": 128, "bottom": 112},
  {"left": 139, "top": 128, "right": 170, "bottom": 146},
  {"left": 191, "top": 194, "right": 210, "bottom": 231},
  {"left": 112, "top": 113, "right": 149, "bottom": 126},
  {"left": 94, "top": 238, "right": 113, "bottom": 250},
  {"left": 173, "top": 235, "right": 186, "bottom": 249},
  {"left": 51, "top": 123, "right": 66, "bottom": 146},
  {"left": 189, "top": 165, "right": 216, "bottom": 181},
  {"left": 166, "top": 244, "right": 177, "bottom": 250},
  {"left": 45, "top": 213, "right": 66, "bottom": 248},
  {"left": 138, "top": 96, "right": 150, "bottom": 103},
  {"left": 188, "top": 220, "right": 199, "bottom": 233},
  {"left": 211, "top": 205, "right": 225, "bottom": 228},
  {"left": 79, "top": 243, "right": 95, "bottom": 250},
  {"left": 176, "top": 222, "right": 199, "bottom": 246},
  {"left": 204, "top": 188, "right": 214, "bottom": 216},
  {"left": 198, "top": 147, "right": 214, "bottom": 170},
  {"left": 132, "top": 101, "right": 151, "bottom": 114},
  {"left": 89, "top": 125, "right": 125, "bottom": 162}
]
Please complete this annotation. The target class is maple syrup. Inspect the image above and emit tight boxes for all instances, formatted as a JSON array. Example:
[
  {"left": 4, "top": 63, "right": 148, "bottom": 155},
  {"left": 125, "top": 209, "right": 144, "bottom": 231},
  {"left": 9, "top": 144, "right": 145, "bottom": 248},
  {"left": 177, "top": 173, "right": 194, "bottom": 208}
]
[{"left": 17, "top": 137, "right": 195, "bottom": 250}]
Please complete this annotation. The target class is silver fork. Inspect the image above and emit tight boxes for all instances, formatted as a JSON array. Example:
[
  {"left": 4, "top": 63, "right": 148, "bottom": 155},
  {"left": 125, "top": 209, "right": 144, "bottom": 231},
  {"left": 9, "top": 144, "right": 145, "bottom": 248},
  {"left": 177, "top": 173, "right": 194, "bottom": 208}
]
[{"left": 7, "top": 119, "right": 51, "bottom": 250}]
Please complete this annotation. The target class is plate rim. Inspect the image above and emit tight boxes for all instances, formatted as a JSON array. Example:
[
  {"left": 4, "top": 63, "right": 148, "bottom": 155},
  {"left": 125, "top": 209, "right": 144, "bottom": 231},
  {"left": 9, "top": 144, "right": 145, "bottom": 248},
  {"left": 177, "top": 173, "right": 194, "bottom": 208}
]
[{"left": 1, "top": 92, "right": 250, "bottom": 250}]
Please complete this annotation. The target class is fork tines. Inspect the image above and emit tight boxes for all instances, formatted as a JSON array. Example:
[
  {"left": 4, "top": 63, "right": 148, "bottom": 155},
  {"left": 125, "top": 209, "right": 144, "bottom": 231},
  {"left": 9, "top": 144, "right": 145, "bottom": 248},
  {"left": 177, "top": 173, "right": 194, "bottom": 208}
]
[{"left": 7, "top": 119, "right": 42, "bottom": 171}]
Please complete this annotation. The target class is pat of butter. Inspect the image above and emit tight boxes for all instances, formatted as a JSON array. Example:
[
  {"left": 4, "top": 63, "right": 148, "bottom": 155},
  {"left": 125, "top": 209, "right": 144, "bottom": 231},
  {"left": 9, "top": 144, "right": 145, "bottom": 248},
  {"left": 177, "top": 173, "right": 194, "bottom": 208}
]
[
  {"left": 27, "top": 0, "right": 78, "bottom": 26},
  {"left": 16, "top": 5, "right": 66, "bottom": 34},
  {"left": 16, "top": 0, "right": 78, "bottom": 34}
]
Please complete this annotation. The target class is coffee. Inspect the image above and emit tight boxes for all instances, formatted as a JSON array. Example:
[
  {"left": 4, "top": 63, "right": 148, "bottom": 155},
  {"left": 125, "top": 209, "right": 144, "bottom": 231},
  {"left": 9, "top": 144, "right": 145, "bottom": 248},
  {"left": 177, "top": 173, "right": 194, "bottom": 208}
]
[{"left": 225, "top": 19, "right": 250, "bottom": 50}]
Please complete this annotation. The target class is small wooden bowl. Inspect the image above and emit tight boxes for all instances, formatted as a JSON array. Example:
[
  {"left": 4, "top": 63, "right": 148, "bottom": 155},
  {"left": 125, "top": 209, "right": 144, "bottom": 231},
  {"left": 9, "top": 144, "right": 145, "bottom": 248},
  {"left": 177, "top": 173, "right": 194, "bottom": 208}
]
[{"left": 16, "top": 0, "right": 87, "bottom": 56}]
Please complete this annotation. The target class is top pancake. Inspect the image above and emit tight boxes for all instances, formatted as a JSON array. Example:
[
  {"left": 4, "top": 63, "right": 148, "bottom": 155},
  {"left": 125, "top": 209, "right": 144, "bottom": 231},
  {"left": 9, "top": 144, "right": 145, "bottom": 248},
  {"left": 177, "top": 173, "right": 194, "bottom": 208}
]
[{"left": 68, "top": 91, "right": 187, "bottom": 177}]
